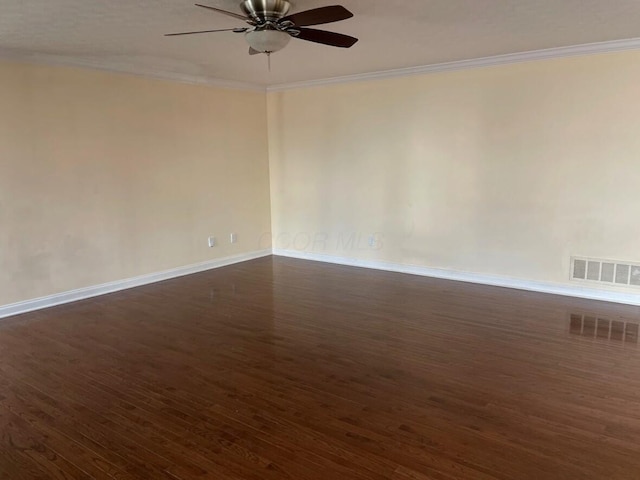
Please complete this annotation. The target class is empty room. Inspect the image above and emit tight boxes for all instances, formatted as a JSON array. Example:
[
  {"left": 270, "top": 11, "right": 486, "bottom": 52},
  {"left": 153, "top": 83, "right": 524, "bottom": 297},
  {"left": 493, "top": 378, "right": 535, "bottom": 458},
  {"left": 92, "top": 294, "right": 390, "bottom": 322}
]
[{"left": 2, "top": 1, "right": 640, "bottom": 478}]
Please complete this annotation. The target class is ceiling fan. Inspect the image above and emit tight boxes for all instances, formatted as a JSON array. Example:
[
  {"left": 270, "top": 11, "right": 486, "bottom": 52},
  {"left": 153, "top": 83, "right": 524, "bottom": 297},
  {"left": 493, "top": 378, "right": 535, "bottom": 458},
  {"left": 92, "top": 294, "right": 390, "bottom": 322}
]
[{"left": 165, "top": 1, "right": 358, "bottom": 56}]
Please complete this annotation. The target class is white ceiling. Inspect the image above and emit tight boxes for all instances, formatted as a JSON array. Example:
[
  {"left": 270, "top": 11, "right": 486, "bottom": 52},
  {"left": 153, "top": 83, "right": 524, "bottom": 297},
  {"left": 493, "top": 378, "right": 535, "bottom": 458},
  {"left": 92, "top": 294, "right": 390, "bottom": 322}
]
[{"left": 2, "top": 0, "right": 640, "bottom": 88}]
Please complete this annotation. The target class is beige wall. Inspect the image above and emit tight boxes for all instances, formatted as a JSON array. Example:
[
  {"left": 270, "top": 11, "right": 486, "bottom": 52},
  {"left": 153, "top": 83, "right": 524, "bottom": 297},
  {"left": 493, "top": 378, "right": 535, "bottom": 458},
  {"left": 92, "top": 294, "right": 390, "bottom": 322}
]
[
  {"left": 268, "top": 51, "right": 640, "bottom": 293},
  {"left": 3, "top": 50, "right": 640, "bottom": 307},
  {"left": 0, "top": 61, "right": 271, "bottom": 305}
]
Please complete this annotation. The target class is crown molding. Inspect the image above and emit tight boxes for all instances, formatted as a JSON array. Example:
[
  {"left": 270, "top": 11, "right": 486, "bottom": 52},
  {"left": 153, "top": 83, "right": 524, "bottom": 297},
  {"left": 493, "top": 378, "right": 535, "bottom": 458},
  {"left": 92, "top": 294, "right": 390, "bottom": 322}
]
[
  {"left": 267, "top": 37, "right": 640, "bottom": 92},
  {"left": 3, "top": 36, "right": 640, "bottom": 93},
  {"left": 0, "top": 50, "right": 266, "bottom": 92}
]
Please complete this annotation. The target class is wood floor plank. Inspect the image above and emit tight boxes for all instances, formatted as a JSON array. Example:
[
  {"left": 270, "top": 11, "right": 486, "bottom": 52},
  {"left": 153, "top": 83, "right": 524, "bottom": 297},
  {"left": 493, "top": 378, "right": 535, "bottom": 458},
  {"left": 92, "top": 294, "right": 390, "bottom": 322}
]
[
  {"left": 0, "top": 404, "right": 94, "bottom": 480},
  {"left": 1, "top": 256, "right": 640, "bottom": 479},
  {"left": 0, "top": 395, "right": 132, "bottom": 480}
]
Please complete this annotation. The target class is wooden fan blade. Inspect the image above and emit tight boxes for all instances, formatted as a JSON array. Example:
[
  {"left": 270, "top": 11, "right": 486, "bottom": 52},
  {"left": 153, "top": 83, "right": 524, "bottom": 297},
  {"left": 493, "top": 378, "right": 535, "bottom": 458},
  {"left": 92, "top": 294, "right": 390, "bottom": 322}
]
[
  {"left": 165, "top": 27, "right": 247, "bottom": 37},
  {"left": 281, "top": 5, "right": 353, "bottom": 27},
  {"left": 249, "top": 47, "right": 261, "bottom": 55},
  {"left": 195, "top": 3, "right": 248, "bottom": 21},
  {"left": 294, "top": 28, "right": 358, "bottom": 48}
]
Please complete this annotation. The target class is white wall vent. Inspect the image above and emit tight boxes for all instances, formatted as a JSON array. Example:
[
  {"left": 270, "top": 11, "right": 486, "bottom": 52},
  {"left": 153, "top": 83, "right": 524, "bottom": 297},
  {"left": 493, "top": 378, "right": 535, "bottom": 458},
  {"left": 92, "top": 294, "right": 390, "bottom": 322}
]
[{"left": 571, "top": 257, "right": 640, "bottom": 287}]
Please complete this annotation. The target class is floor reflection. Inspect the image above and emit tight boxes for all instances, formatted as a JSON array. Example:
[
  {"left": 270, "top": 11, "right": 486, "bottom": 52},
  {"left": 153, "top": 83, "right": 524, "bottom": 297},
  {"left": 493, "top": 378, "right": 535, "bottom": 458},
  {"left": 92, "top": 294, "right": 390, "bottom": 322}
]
[{"left": 569, "top": 313, "right": 639, "bottom": 344}]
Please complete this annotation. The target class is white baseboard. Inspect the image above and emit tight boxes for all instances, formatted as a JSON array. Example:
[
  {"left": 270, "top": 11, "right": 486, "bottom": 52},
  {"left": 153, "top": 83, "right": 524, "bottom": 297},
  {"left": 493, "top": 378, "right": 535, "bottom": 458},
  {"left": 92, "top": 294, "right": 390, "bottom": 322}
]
[
  {"left": 0, "top": 249, "right": 272, "bottom": 320},
  {"left": 5, "top": 248, "right": 639, "bottom": 320},
  {"left": 273, "top": 249, "right": 640, "bottom": 307}
]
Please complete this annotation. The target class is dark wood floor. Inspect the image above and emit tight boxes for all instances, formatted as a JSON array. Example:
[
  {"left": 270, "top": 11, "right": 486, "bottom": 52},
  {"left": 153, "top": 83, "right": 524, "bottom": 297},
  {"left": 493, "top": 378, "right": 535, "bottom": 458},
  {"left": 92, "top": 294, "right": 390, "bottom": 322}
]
[{"left": 1, "top": 256, "right": 640, "bottom": 479}]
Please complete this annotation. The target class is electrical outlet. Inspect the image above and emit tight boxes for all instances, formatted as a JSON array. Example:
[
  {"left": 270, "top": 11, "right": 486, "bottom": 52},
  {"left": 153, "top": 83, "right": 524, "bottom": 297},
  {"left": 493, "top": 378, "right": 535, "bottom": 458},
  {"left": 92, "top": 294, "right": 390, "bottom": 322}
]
[
  {"left": 208, "top": 237, "right": 216, "bottom": 248},
  {"left": 230, "top": 233, "right": 237, "bottom": 244}
]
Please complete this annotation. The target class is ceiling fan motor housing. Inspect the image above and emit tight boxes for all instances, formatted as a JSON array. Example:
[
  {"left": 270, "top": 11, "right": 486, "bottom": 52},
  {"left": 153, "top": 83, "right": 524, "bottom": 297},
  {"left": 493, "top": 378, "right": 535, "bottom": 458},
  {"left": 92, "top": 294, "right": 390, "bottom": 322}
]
[{"left": 241, "top": 0, "right": 291, "bottom": 22}]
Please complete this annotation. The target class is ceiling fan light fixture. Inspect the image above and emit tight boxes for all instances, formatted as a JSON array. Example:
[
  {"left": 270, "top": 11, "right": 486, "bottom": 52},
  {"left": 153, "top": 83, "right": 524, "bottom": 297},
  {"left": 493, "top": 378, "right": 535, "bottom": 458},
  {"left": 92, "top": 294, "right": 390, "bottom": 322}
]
[{"left": 244, "top": 29, "right": 291, "bottom": 53}]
